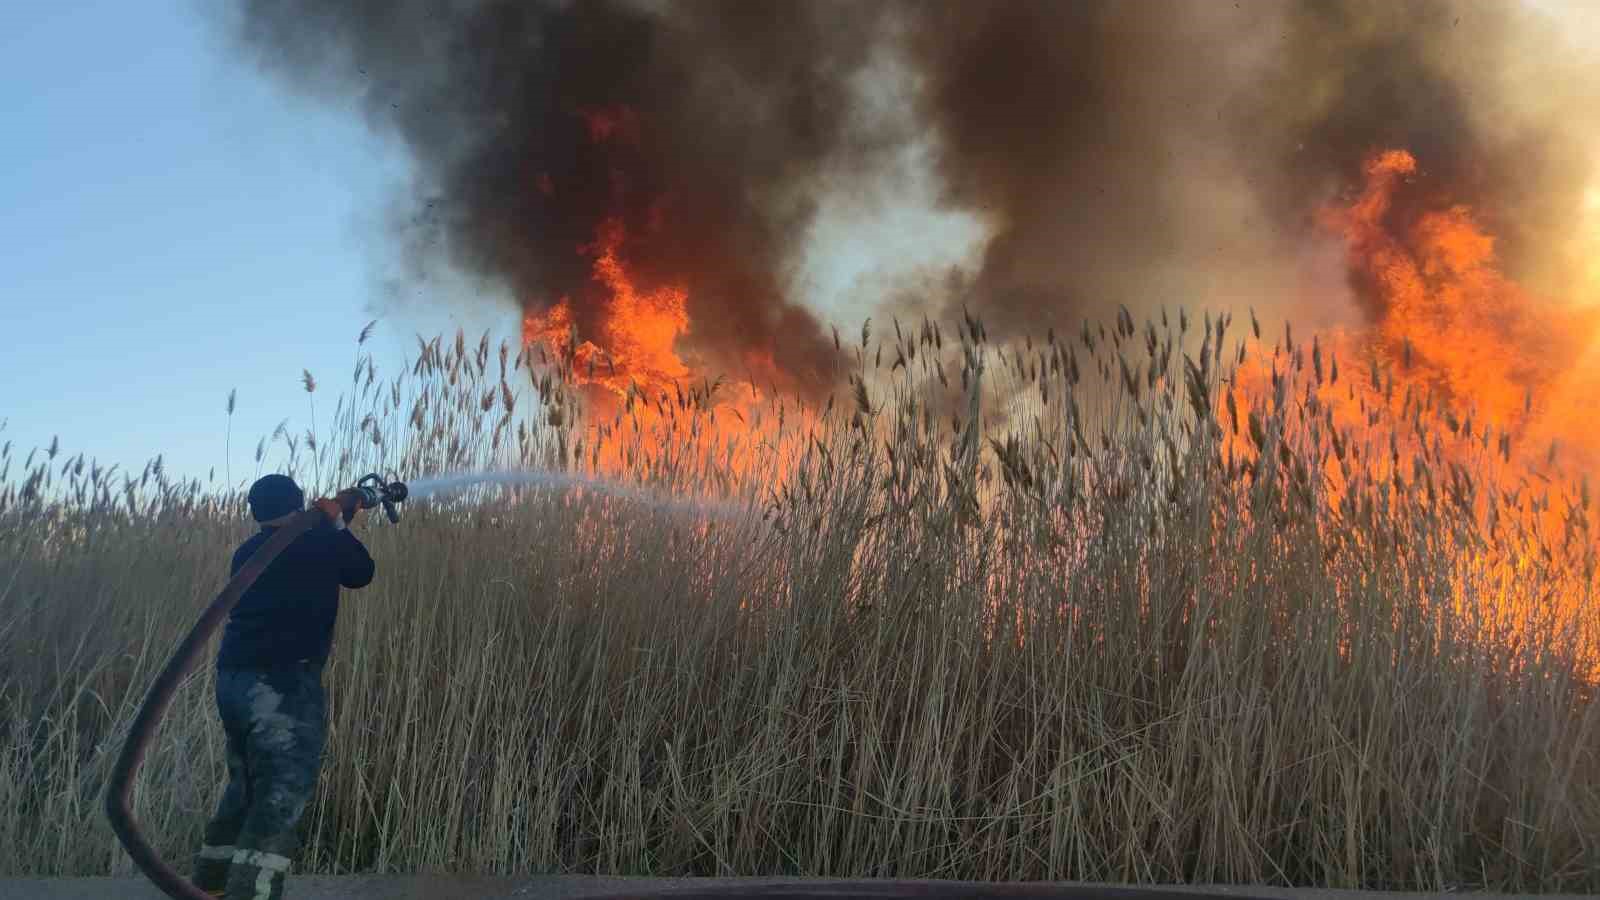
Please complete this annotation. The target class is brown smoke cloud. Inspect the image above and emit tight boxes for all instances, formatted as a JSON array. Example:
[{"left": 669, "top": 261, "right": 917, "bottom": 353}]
[
  {"left": 900, "top": 0, "right": 1600, "bottom": 335},
  {"left": 224, "top": 0, "right": 1600, "bottom": 389}
]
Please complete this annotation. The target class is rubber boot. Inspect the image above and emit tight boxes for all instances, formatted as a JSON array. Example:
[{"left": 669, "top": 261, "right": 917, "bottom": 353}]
[
  {"left": 191, "top": 843, "right": 234, "bottom": 897},
  {"left": 223, "top": 846, "right": 293, "bottom": 900}
]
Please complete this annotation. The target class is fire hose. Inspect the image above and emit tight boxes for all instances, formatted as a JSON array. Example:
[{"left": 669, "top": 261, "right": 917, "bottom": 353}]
[{"left": 104, "top": 474, "right": 407, "bottom": 900}]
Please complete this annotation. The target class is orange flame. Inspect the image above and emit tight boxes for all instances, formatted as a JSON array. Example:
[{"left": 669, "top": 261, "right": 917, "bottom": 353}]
[
  {"left": 1230, "top": 148, "right": 1600, "bottom": 658},
  {"left": 1231, "top": 149, "right": 1600, "bottom": 492},
  {"left": 1324, "top": 148, "right": 1599, "bottom": 463},
  {"left": 522, "top": 218, "right": 691, "bottom": 404},
  {"left": 518, "top": 103, "right": 831, "bottom": 483},
  {"left": 521, "top": 217, "right": 812, "bottom": 481}
]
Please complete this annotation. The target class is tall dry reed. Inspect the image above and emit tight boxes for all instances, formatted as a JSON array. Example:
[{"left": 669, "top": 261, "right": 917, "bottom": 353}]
[{"left": 1, "top": 312, "right": 1596, "bottom": 892}]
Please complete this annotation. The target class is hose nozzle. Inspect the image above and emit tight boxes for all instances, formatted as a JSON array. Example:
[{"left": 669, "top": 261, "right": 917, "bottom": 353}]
[{"left": 350, "top": 474, "right": 408, "bottom": 523}]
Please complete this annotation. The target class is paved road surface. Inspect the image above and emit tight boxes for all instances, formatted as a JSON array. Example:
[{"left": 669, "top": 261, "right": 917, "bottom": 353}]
[{"left": 0, "top": 877, "right": 1585, "bottom": 900}]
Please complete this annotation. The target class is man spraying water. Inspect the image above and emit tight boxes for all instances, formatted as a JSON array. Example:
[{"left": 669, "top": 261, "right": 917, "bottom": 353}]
[{"left": 192, "top": 474, "right": 375, "bottom": 900}]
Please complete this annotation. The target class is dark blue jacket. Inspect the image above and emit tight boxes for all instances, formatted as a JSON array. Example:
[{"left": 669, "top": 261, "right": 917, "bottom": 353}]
[{"left": 217, "top": 520, "right": 375, "bottom": 669}]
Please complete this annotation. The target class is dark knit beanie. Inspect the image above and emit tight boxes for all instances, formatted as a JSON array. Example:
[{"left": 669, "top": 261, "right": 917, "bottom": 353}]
[{"left": 247, "top": 474, "right": 305, "bottom": 522}]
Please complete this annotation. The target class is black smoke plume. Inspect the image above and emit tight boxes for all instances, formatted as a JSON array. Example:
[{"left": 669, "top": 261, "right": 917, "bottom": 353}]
[
  {"left": 226, "top": 0, "right": 1598, "bottom": 387},
  {"left": 231, "top": 0, "right": 903, "bottom": 396}
]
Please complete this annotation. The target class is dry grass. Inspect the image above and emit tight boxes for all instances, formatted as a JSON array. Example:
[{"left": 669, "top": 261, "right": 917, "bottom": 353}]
[{"left": 1, "top": 310, "right": 1597, "bottom": 892}]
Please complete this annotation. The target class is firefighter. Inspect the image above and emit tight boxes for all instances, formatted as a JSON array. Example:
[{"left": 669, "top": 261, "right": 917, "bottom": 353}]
[{"left": 192, "top": 474, "right": 375, "bottom": 899}]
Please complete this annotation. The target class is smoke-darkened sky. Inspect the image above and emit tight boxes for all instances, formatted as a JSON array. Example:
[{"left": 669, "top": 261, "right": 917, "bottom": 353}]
[{"left": 227, "top": 0, "right": 1600, "bottom": 392}]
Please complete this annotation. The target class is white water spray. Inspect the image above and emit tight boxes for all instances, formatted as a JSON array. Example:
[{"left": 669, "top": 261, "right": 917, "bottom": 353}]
[{"left": 405, "top": 469, "right": 750, "bottom": 519}]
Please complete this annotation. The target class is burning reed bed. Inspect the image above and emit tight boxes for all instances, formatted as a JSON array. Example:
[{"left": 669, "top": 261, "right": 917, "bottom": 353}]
[{"left": 1, "top": 311, "right": 1597, "bottom": 892}]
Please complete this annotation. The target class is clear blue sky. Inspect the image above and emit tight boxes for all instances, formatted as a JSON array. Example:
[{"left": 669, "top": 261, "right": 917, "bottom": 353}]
[
  {"left": 0, "top": 2, "right": 985, "bottom": 490},
  {"left": 0, "top": 1, "right": 518, "bottom": 487}
]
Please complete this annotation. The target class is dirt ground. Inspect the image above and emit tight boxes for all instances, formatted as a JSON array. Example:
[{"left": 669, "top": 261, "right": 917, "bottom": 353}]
[{"left": 0, "top": 876, "right": 1586, "bottom": 900}]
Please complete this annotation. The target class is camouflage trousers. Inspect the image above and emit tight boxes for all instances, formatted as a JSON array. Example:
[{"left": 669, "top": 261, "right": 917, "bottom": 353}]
[{"left": 193, "top": 662, "right": 327, "bottom": 900}]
